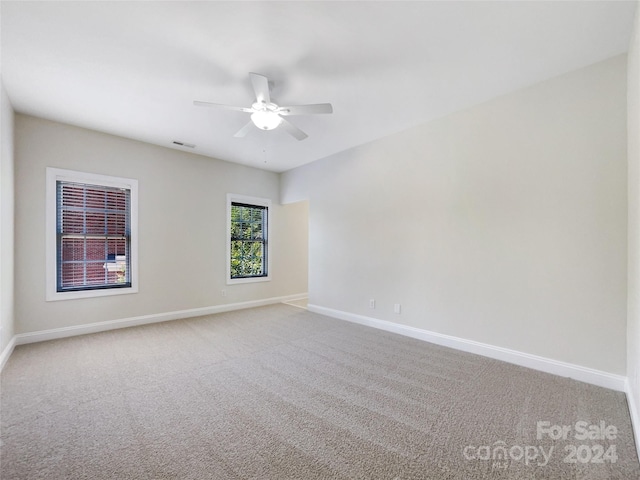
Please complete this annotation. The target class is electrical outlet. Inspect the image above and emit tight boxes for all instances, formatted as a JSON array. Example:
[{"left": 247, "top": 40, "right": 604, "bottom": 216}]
[
  {"left": 369, "top": 299, "right": 376, "bottom": 309},
  {"left": 221, "top": 289, "right": 227, "bottom": 297},
  {"left": 394, "top": 303, "right": 401, "bottom": 314}
]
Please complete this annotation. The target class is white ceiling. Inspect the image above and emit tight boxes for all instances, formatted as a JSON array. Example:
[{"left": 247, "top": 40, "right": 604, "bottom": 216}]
[{"left": 1, "top": 1, "right": 636, "bottom": 173}]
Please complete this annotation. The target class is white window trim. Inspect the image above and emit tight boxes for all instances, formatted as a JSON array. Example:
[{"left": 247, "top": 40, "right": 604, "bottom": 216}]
[
  {"left": 46, "top": 167, "right": 139, "bottom": 301},
  {"left": 226, "top": 193, "right": 271, "bottom": 285}
]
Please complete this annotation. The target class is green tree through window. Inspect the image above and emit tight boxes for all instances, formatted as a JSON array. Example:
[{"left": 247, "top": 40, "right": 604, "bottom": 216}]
[{"left": 230, "top": 202, "right": 268, "bottom": 278}]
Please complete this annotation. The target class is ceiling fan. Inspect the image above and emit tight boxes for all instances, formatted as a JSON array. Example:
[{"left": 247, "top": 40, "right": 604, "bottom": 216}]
[{"left": 194, "top": 72, "right": 333, "bottom": 141}]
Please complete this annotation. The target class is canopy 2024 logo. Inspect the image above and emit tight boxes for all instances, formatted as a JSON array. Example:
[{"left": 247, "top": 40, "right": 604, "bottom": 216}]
[{"left": 463, "top": 420, "right": 619, "bottom": 470}]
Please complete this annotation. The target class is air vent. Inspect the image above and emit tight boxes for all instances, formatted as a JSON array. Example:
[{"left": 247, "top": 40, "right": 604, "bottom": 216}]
[{"left": 172, "top": 141, "right": 195, "bottom": 148}]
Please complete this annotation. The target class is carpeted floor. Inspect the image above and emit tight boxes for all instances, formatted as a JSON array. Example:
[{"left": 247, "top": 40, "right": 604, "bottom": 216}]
[{"left": 1, "top": 304, "right": 638, "bottom": 479}]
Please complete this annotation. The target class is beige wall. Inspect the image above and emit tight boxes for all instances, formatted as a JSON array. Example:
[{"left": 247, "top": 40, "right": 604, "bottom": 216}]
[
  {"left": 627, "top": 1, "right": 640, "bottom": 428},
  {"left": 282, "top": 55, "right": 628, "bottom": 374},
  {"left": 274, "top": 199, "right": 309, "bottom": 295},
  {"left": 1, "top": 82, "right": 15, "bottom": 352},
  {"left": 13, "top": 114, "right": 308, "bottom": 334}
]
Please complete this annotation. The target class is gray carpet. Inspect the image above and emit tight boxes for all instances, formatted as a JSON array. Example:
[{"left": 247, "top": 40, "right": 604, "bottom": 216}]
[{"left": 1, "top": 304, "right": 638, "bottom": 479}]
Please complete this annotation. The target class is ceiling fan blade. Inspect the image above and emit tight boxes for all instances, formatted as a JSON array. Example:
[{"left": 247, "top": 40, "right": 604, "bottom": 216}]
[
  {"left": 233, "top": 121, "right": 255, "bottom": 138},
  {"left": 249, "top": 72, "right": 271, "bottom": 105},
  {"left": 279, "top": 118, "right": 308, "bottom": 141},
  {"left": 278, "top": 103, "right": 333, "bottom": 116},
  {"left": 194, "top": 101, "right": 252, "bottom": 113}
]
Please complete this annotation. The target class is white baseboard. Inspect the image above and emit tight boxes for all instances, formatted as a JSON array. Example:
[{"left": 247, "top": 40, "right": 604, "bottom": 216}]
[
  {"left": 308, "top": 304, "right": 627, "bottom": 392},
  {"left": 626, "top": 379, "right": 640, "bottom": 462},
  {"left": 13, "top": 293, "right": 308, "bottom": 347},
  {"left": 0, "top": 336, "right": 16, "bottom": 371},
  {"left": 281, "top": 294, "right": 308, "bottom": 304},
  {"left": 2, "top": 296, "right": 626, "bottom": 394}
]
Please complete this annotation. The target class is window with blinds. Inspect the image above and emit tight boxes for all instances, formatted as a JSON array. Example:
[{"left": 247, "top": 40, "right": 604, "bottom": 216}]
[
  {"left": 230, "top": 202, "right": 268, "bottom": 279},
  {"left": 56, "top": 181, "right": 131, "bottom": 291}
]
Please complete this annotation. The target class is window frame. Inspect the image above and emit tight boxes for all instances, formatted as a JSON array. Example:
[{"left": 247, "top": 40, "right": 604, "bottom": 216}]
[
  {"left": 226, "top": 193, "right": 271, "bottom": 285},
  {"left": 46, "top": 168, "right": 139, "bottom": 301}
]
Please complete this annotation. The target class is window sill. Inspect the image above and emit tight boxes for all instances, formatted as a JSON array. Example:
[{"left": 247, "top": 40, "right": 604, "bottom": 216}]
[
  {"left": 227, "top": 276, "right": 271, "bottom": 286},
  {"left": 46, "top": 285, "right": 138, "bottom": 302}
]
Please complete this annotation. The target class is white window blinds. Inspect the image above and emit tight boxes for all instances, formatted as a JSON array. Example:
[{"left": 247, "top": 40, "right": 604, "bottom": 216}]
[{"left": 56, "top": 181, "right": 131, "bottom": 291}]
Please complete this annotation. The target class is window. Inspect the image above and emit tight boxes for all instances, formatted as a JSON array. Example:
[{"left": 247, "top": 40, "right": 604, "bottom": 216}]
[
  {"left": 46, "top": 168, "right": 138, "bottom": 300},
  {"left": 227, "top": 194, "right": 270, "bottom": 284}
]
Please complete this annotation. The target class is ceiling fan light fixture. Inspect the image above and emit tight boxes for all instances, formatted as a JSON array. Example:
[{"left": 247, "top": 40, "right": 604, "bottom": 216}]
[
  {"left": 195, "top": 73, "right": 332, "bottom": 140},
  {"left": 251, "top": 110, "right": 282, "bottom": 130}
]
